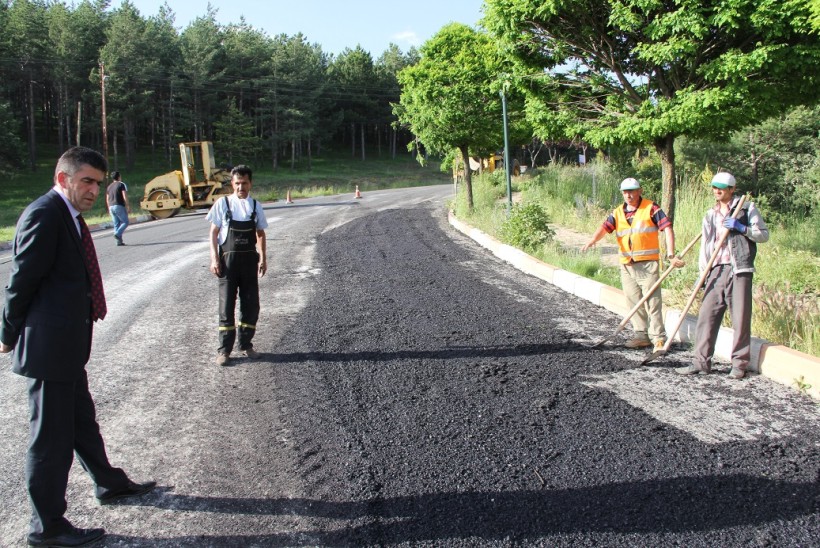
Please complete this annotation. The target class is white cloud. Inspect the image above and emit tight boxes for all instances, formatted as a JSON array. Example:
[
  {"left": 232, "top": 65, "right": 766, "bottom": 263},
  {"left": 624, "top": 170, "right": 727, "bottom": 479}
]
[{"left": 391, "top": 30, "right": 421, "bottom": 46}]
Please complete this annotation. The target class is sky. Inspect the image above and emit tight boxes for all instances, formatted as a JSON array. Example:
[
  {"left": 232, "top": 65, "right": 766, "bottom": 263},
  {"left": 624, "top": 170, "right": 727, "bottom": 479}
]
[{"left": 121, "top": 0, "right": 486, "bottom": 57}]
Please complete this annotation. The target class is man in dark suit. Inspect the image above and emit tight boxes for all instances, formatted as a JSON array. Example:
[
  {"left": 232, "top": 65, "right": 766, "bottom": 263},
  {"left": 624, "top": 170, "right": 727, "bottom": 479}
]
[{"left": 1, "top": 147, "right": 155, "bottom": 547}]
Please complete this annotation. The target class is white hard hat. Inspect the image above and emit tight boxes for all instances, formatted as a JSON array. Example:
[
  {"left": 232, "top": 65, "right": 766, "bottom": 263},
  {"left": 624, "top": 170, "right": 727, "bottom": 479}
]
[
  {"left": 711, "top": 172, "right": 736, "bottom": 188},
  {"left": 620, "top": 177, "right": 640, "bottom": 191}
]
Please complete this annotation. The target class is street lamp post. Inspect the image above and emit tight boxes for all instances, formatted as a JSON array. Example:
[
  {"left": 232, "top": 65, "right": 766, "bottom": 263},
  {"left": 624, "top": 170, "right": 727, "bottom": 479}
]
[{"left": 500, "top": 89, "right": 513, "bottom": 215}]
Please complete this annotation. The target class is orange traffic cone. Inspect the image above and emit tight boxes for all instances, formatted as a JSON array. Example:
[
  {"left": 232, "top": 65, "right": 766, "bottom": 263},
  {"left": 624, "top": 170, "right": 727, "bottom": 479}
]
[
  {"left": 354, "top": 185, "right": 362, "bottom": 199},
  {"left": 285, "top": 189, "right": 294, "bottom": 204}
]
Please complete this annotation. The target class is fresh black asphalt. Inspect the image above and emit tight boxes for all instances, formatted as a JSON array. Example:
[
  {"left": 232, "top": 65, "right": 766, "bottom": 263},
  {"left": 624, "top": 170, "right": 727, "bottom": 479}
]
[{"left": 256, "top": 206, "right": 820, "bottom": 546}]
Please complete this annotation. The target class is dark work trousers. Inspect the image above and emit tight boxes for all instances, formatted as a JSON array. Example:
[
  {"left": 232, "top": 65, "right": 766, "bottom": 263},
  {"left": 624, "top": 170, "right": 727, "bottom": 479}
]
[
  {"left": 693, "top": 265, "right": 754, "bottom": 372},
  {"left": 26, "top": 370, "right": 129, "bottom": 535},
  {"left": 218, "top": 252, "right": 260, "bottom": 354}
]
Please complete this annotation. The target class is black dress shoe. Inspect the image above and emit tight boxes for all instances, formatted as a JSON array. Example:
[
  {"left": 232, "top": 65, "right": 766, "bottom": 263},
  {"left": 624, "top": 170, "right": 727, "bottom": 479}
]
[
  {"left": 28, "top": 526, "right": 105, "bottom": 547},
  {"left": 97, "top": 479, "right": 157, "bottom": 504}
]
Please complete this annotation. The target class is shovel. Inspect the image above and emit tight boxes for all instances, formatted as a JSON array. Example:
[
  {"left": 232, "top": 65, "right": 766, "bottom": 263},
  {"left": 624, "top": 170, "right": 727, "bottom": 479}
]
[
  {"left": 588, "top": 232, "right": 702, "bottom": 348},
  {"left": 641, "top": 194, "right": 748, "bottom": 365}
]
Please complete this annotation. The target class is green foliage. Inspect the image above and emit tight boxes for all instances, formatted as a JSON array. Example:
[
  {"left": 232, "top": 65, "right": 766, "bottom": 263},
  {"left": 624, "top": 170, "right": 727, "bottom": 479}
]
[
  {"left": 328, "top": 46, "right": 377, "bottom": 129},
  {"left": 792, "top": 376, "right": 813, "bottom": 396},
  {"left": 0, "top": 100, "right": 24, "bottom": 174},
  {"left": 395, "top": 23, "right": 505, "bottom": 156},
  {"left": 0, "top": 0, "right": 425, "bottom": 178},
  {"left": 813, "top": 0, "right": 820, "bottom": 31},
  {"left": 484, "top": 0, "right": 820, "bottom": 220},
  {"left": 178, "top": 7, "right": 228, "bottom": 140},
  {"left": 677, "top": 105, "right": 820, "bottom": 219},
  {"left": 214, "top": 101, "right": 262, "bottom": 164},
  {"left": 266, "top": 33, "right": 329, "bottom": 161},
  {"left": 99, "top": 2, "right": 158, "bottom": 168},
  {"left": 395, "top": 22, "right": 515, "bottom": 209},
  {"left": 500, "top": 202, "right": 555, "bottom": 252}
]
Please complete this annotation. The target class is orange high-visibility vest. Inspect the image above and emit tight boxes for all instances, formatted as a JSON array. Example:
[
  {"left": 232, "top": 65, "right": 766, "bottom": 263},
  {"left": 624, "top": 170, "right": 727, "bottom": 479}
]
[{"left": 614, "top": 199, "right": 659, "bottom": 264}]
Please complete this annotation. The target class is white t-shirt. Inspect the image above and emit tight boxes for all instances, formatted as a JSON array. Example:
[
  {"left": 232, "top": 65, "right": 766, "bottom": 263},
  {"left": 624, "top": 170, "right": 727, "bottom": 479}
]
[{"left": 206, "top": 195, "right": 268, "bottom": 245}]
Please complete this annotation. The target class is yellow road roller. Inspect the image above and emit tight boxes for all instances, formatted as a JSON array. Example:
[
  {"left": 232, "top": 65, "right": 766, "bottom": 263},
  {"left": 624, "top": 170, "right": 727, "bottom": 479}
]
[{"left": 140, "top": 141, "right": 233, "bottom": 219}]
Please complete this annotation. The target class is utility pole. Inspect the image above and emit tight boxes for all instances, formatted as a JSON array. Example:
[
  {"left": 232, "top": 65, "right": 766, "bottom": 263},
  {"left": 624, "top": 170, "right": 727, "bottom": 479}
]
[
  {"left": 76, "top": 101, "right": 82, "bottom": 146},
  {"left": 100, "top": 62, "right": 108, "bottom": 165}
]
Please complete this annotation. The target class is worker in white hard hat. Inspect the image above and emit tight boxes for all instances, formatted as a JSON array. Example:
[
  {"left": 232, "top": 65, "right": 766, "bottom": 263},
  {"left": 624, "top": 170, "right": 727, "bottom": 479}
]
[
  {"left": 676, "top": 171, "right": 769, "bottom": 380},
  {"left": 582, "top": 177, "right": 684, "bottom": 350}
]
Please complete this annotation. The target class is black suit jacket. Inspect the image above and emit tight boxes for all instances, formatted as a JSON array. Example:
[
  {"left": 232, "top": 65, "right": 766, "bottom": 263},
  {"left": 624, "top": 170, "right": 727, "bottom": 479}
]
[{"left": 1, "top": 189, "right": 94, "bottom": 381}]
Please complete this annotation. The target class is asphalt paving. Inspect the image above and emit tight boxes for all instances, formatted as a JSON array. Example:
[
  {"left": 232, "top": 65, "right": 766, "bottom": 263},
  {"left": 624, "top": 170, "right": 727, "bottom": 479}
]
[{"left": 258, "top": 204, "right": 820, "bottom": 546}]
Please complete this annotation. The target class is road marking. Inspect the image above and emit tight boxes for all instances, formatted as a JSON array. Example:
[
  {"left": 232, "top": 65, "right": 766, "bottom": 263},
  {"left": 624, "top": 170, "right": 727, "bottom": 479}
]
[{"left": 581, "top": 368, "right": 820, "bottom": 444}]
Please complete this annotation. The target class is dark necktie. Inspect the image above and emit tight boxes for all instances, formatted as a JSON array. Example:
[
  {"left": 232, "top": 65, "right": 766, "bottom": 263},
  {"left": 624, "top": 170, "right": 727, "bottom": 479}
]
[{"left": 77, "top": 215, "right": 107, "bottom": 321}]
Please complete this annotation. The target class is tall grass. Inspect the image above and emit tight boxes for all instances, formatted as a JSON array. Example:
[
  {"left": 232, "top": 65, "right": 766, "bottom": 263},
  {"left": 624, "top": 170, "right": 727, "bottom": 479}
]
[
  {"left": 456, "top": 164, "right": 820, "bottom": 356},
  {"left": 518, "top": 162, "right": 621, "bottom": 232},
  {"left": 452, "top": 172, "right": 509, "bottom": 235}
]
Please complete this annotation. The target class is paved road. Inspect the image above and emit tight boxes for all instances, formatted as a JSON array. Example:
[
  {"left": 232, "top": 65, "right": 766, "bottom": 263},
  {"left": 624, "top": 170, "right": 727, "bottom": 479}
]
[{"left": 0, "top": 186, "right": 817, "bottom": 546}]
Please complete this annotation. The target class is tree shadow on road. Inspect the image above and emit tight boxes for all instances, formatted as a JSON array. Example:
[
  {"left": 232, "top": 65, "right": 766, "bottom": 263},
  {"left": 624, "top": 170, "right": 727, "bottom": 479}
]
[{"left": 108, "top": 474, "right": 819, "bottom": 546}]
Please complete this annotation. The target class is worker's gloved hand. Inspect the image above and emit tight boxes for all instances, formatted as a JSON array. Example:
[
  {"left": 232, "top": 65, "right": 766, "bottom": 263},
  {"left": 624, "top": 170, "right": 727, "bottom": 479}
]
[{"left": 723, "top": 217, "right": 747, "bottom": 233}]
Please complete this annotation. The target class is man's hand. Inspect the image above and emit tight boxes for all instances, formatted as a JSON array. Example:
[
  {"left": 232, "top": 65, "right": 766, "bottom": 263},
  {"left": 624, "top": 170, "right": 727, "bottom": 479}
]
[
  {"left": 668, "top": 256, "right": 685, "bottom": 268},
  {"left": 210, "top": 256, "right": 222, "bottom": 277},
  {"left": 258, "top": 258, "right": 267, "bottom": 277},
  {"left": 0, "top": 342, "right": 12, "bottom": 353},
  {"left": 580, "top": 241, "right": 594, "bottom": 252},
  {"left": 723, "top": 217, "right": 747, "bottom": 234}
]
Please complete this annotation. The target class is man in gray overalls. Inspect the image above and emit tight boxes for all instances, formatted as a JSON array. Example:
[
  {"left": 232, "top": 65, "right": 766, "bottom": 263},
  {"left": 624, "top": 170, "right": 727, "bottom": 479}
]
[{"left": 207, "top": 165, "right": 268, "bottom": 366}]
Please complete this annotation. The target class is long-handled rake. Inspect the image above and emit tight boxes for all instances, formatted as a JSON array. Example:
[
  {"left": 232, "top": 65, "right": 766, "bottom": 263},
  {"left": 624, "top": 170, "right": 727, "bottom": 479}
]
[
  {"left": 641, "top": 194, "right": 748, "bottom": 365},
  {"left": 587, "top": 233, "right": 702, "bottom": 348}
]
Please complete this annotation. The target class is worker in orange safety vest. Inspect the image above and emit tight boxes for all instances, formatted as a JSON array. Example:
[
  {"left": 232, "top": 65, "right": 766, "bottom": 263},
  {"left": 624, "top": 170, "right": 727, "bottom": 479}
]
[{"left": 581, "top": 177, "right": 685, "bottom": 350}]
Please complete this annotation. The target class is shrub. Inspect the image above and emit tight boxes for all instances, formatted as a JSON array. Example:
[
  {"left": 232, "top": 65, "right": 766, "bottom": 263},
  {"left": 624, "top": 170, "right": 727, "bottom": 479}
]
[{"left": 500, "top": 202, "right": 555, "bottom": 252}]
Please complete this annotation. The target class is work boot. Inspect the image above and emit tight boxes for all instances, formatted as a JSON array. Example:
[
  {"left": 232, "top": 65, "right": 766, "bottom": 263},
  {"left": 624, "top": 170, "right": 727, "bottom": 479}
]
[
  {"left": 243, "top": 347, "right": 260, "bottom": 359},
  {"left": 216, "top": 353, "right": 230, "bottom": 366},
  {"left": 728, "top": 368, "right": 746, "bottom": 380},
  {"left": 624, "top": 338, "right": 651, "bottom": 349},
  {"left": 653, "top": 339, "right": 666, "bottom": 351},
  {"left": 675, "top": 365, "right": 708, "bottom": 376}
]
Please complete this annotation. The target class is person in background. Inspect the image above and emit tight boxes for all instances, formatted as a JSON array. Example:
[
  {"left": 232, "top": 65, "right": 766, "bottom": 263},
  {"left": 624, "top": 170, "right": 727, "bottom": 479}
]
[
  {"left": 207, "top": 164, "right": 268, "bottom": 366},
  {"left": 581, "top": 177, "right": 684, "bottom": 350},
  {"left": 0, "top": 147, "right": 155, "bottom": 547},
  {"left": 676, "top": 172, "right": 769, "bottom": 379},
  {"left": 105, "top": 170, "right": 130, "bottom": 246}
]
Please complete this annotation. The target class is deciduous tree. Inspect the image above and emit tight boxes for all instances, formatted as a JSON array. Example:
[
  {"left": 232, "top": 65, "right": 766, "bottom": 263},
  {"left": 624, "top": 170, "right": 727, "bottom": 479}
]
[
  {"left": 484, "top": 0, "right": 820, "bottom": 220},
  {"left": 395, "top": 23, "right": 505, "bottom": 210}
]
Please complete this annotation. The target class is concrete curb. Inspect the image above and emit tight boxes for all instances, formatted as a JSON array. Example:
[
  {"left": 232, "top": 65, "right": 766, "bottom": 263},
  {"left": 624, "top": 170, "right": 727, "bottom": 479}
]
[{"left": 448, "top": 211, "right": 819, "bottom": 400}]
